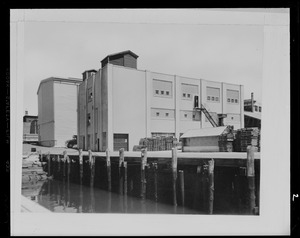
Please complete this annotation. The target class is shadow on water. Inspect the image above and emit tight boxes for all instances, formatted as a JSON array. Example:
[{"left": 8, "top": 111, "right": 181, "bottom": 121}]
[{"left": 27, "top": 159, "right": 260, "bottom": 215}]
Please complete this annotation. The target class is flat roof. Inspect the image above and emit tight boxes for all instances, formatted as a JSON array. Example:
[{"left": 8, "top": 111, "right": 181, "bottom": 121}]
[
  {"left": 180, "top": 126, "right": 228, "bottom": 139},
  {"left": 244, "top": 111, "right": 261, "bottom": 120},
  {"left": 37, "top": 77, "right": 82, "bottom": 95}
]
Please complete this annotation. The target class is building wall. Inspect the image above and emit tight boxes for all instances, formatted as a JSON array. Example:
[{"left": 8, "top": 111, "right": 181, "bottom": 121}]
[
  {"left": 178, "top": 76, "right": 202, "bottom": 135},
  {"left": 78, "top": 63, "right": 244, "bottom": 151},
  {"left": 111, "top": 66, "right": 147, "bottom": 150},
  {"left": 38, "top": 80, "right": 55, "bottom": 146},
  {"left": 54, "top": 82, "right": 78, "bottom": 147}
]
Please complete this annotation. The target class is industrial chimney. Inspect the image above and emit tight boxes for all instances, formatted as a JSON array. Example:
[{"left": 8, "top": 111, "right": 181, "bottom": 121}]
[{"left": 251, "top": 92, "right": 254, "bottom": 112}]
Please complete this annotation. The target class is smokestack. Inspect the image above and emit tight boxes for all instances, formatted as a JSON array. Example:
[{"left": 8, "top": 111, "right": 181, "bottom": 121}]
[{"left": 251, "top": 92, "right": 254, "bottom": 112}]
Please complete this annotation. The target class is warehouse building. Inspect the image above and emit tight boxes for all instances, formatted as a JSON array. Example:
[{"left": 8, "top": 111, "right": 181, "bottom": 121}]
[
  {"left": 37, "top": 77, "right": 82, "bottom": 147},
  {"left": 78, "top": 50, "right": 244, "bottom": 152}
]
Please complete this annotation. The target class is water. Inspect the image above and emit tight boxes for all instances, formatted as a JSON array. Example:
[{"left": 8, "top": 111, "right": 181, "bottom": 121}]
[{"left": 22, "top": 160, "right": 260, "bottom": 215}]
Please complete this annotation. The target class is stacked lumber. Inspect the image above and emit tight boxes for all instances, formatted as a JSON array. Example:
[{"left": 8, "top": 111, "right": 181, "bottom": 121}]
[
  {"left": 234, "top": 127, "right": 260, "bottom": 152},
  {"left": 139, "top": 136, "right": 177, "bottom": 151},
  {"left": 218, "top": 131, "right": 234, "bottom": 152}
]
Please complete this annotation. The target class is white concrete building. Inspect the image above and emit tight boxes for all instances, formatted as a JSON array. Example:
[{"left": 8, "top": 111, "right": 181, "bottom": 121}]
[
  {"left": 37, "top": 77, "right": 82, "bottom": 147},
  {"left": 78, "top": 51, "right": 244, "bottom": 152}
]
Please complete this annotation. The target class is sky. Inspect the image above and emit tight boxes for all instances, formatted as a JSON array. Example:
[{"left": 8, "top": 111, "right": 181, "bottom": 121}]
[{"left": 23, "top": 9, "right": 264, "bottom": 116}]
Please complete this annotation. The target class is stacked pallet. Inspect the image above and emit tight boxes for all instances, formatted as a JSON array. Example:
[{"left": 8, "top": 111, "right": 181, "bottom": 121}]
[
  {"left": 234, "top": 127, "right": 260, "bottom": 152},
  {"left": 139, "top": 136, "right": 177, "bottom": 151},
  {"left": 218, "top": 131, "right": 234, "bottom": 152}
]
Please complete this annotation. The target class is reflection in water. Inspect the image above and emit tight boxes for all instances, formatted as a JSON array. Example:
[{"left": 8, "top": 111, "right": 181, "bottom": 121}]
[{"left": 23, "top": 163, "right": 259, "bottom": 215}]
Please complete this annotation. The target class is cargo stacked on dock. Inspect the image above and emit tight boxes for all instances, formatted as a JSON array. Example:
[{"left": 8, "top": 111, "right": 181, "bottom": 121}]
[
  {"left": 218, "top": 133, "right": 234, "bottom": 152},
  {"left": 218, "top": 126, "right": 234, "bottom": 152},
  {"left": 234, "top": 127, "right": 260, "bottom": 152},
  {"left": 138, "top": 136, "right": 177, "bottom": 151}
]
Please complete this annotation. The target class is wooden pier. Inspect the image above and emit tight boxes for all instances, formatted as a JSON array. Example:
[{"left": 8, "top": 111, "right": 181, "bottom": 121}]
[{"left": 39, "top": 146, "right": 260, "bottom": 215}]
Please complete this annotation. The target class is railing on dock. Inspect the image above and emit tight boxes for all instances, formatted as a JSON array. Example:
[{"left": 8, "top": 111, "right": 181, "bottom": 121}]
[{"left": 39, "top": 146, "right": 260, "bottom": 215}]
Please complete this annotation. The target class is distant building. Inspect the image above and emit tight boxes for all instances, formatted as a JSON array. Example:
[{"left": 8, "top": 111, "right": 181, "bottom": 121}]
[
  {"left": 37, "top": 77, "right": 82, "bottom": 147},
  {"left": 244, "top": 92, "right": 261, "bottom": 128},
  {"left": 78, "top": 50, "right": 244, "bottom": 152},
  {"left": 23, "top": 110, "right": 38, "bottom": 143}
]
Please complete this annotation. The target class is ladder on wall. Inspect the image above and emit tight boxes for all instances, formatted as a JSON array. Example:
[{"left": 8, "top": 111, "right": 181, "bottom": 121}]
[{"left": 197, "top": 104, "right": 219, "bottom": 127}]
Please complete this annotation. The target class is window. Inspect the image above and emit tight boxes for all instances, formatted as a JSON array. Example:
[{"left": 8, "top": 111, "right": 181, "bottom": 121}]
[
  {"left": 255, "top": 106, "right": 258, "bottom": 112},
  {"left": 151, "top": 108, "right": 175, "bottom": 119},
  {"left": 192, "top": 114, "right": 195, "bottom": 119},
  {"left": 207, "top": 87, "right": 220, "bottom": 103},
  {"left": 88, "top": 88, "right": 93, "bottom": 102},
  {"left": 87, "top": 113, "right": 91, "bottom": 125},
  {"left": 259, "top": 107, "right": 261, "bottom": 112},
  {"left": 184, "top": 114, "right": 187, "bottom": 118},
  {"left": 227, "top": 89, "right": 239, "bottom": 104},
  {"left": 182, "top": 83, "right": 198, "bottom": 100},
  {"left": 153, "top": 79, "right": 172, "bottom": 98}
]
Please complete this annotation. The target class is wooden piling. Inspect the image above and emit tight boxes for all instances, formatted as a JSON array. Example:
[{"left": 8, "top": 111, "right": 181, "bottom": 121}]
[
  {"left": 65, "top": 151, "right": 71, "bottom": 182},
  {"left": 124, "top": 161, "right": 128, "bottom": 213},
  {"left": 171, "top": 146, "right": 178, "bottom": 173},
  {"left": 119, "top": 160, "right": 124, "bottom": 195},
  {"left": 47, "top": 152, "right": 51, "bottom": 176},
  {"left": 79, "top": 149, "right": 83, "bottom": 185},
  {"left": 193, "top": 165, "right": 202, "bottom": 210},
  {"left": 119, "top": 148, "right": 124, "bottom": 168},
  {"left": 57, "top": 154, "right": 61, "bottom": 174},
  {"left": 124, "top": 161, "right": 128, "bottom": 195},
  {"left": 79, "top": 184, "right": 83, "bottom": 213},
  {"left": 63, "top": 151, "right": 67, "bottom": 178},
  {"left": 247, "top": 146, "right": 256, "bottom": 215},
  {"left": 106, "top": 148, "right": 111, "bottom": 191},
  {"left": 208, "top": 159, "right": 215, "bottom": 215},
  {"left": 153, "top": 163, "right": 158, "bottom": 202},
  {"left": 173, "top": 170, "right": 177, "bottom": 207},
  {"left": 140, "top": 149, "right": 147, "bottom": 199},
  {"left": 89, "top": 150, "right": 95, "bottom": 187},
  {"left": 141, "top": 148, "right": 147, "bottom": 171},
  {"left": 90, "top": 187, "right": 95, "bottom": 213},
  {"left": 140, "top": 169, "right": 146, "bottom": 199},
  {"left": 179, "top": 170, "right": 185, "bottom": 206}
]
